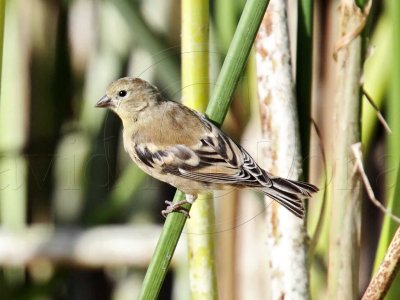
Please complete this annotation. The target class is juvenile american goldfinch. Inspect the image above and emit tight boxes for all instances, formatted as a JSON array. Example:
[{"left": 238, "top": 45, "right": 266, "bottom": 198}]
[{"left": 96, "top": 77, "right": 318, "bottom": 218}]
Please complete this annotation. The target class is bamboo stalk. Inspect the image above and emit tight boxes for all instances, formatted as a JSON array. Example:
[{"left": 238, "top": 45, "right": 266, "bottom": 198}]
[
  {"left": 328, "top": 1, "right": 369, "bottom": 299},
  {"left": 181, "top": 1, "right": 218, "bottom": 298},
  {"left": 255, "top": 0, "right": 310, "bottom": 298},
  {"left": 138, "top": 1, "right": 270, "bottom": 299},
  {"left": 181, "top": 0, "right": 209, "bottom": 113}
]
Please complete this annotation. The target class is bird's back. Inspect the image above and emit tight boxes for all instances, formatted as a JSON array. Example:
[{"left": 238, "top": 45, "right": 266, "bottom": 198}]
[{"left": 132, "top": 100, "right": 208, "bottom": 147}]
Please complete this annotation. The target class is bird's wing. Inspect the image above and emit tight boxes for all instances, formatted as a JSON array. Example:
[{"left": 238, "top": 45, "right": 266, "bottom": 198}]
[{"left": 132, "top": 112, "right": 272, "bottom": 188}]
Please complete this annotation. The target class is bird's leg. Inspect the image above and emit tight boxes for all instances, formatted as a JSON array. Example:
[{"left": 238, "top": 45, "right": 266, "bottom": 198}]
[{"left": 161, "top": 194, "right": 197, "bottom": 218}]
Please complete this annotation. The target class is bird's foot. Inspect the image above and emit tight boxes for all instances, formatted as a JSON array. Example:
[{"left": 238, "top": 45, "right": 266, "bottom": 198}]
[{"left": 161, "top": 200, "right": 191, "bottom": 218}]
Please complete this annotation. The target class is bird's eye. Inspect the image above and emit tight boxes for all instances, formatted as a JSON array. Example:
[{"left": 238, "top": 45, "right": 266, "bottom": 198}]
[{"left": 118, "top": 90, "right": 127, "bottom": 97}]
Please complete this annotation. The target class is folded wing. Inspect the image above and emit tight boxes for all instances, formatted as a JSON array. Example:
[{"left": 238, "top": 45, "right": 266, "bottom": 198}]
[{"left": 132, "top": 113, "right": 273, "bottom": 189}]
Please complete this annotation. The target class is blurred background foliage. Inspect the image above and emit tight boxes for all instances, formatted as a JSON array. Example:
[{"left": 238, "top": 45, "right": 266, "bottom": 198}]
[{"left": 0, "top": 0, "right": 398, "bottom": 299}]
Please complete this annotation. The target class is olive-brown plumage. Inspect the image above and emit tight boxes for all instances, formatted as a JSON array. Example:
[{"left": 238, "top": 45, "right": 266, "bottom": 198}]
[{"left": 96, "top": 77, "right": 318, "bottom": 218}]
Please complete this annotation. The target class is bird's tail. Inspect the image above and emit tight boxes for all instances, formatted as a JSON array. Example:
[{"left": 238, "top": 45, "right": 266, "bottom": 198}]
[{"left": 263, "top": 177, "right": 319, "bottom": 218}]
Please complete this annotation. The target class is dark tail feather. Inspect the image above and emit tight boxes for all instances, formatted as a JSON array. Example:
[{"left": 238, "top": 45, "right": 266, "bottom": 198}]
[{"left": 263, "top": 177, "right": 319, "bottom": 219}]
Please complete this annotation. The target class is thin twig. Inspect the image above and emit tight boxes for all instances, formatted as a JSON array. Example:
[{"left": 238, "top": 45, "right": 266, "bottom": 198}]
[
  {"left": 362, "top": 88, "right": 392, "bottom": 134},
  {"left": 362, "top": 226, "right": 400, "bottom": 300},
  {"left": 351, "top": 143, "right": 400, "bottom": 224}
]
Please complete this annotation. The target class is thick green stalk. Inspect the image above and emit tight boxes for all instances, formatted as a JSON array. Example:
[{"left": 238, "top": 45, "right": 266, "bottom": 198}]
[
  {"left": 138, "top": 1, "right": 270, "bottom": 299},
  {"left": 205, "top": 0, "right": 270, "bottom": 125},
  {"left": 181, "top": 0, "right": 209, "bottom": 113},
  {"left": 373, "top": 0, "right": 400, "bottom": 298},
  {"left": 296, "top": 0, "right": 313, "bottom": 177},
  {"left": 181, "top": 1, "right": 218, "bottom": 299}
]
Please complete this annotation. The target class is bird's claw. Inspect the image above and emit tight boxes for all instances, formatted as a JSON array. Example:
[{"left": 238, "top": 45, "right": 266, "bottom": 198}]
[{"left": 161, "top": 200, "right": 191, "bottom": 218}]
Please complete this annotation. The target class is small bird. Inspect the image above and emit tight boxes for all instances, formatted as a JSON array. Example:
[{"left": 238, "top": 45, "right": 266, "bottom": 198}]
[{"left": 96, "top": 77, "right": 318, "bottom": 218}]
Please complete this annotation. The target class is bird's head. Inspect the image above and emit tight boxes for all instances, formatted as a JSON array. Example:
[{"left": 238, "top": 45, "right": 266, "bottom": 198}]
[{"left": 95, "top": 77, "right": 162, "bottom": 119}]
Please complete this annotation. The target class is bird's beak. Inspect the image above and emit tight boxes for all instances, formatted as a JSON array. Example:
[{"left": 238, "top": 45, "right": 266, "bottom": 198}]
[{"left": 95, "top": 95, "right": 112, "bottom": 108}]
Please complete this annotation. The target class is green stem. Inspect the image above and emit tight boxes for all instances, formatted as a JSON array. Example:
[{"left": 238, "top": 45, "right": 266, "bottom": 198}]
[
  {"left": 373, "top": 0, "right": 400, "bottom": 298},
  {"left": 296, "top": 0, "right": 313, "bottom": 178},
  {"left": 205, "top": 0, "right": 270, "bottom": 125},
  {"left": 138, "top": 1, "right": 270, "bottom": 299}
]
